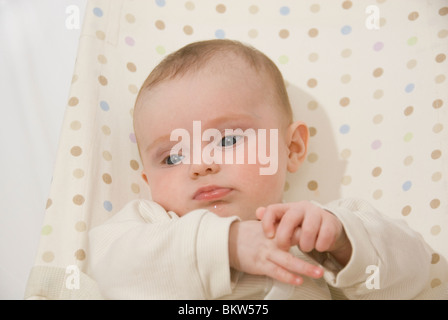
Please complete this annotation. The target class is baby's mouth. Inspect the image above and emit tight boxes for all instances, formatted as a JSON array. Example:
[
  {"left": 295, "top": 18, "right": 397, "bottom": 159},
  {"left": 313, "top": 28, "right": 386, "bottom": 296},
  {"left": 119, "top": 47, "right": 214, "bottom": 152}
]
[{"left": 193, "top": 185, "right": 233, "bottom": 201}]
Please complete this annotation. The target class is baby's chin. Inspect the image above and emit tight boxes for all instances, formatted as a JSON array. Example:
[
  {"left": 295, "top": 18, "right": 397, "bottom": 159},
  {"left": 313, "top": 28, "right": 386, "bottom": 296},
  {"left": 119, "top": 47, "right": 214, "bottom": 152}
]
[{"left": 200, "top": 201, "right": 258, "bottom": 221}]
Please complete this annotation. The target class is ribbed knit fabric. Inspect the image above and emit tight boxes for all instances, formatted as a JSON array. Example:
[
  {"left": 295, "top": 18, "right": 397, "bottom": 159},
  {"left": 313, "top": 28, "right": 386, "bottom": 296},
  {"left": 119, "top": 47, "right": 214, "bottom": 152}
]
[{"left": 87, "top": 199, "right": 448, "bottom": 300}]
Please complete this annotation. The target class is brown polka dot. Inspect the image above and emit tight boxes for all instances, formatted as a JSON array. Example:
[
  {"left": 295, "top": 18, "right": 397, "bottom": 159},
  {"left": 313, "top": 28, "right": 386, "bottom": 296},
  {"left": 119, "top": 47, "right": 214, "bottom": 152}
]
[
  {"left": 73, "top": 194, "right": 85, "bottom": 206},
  {"left": 307, "top": 180, "right": 318, "bottom": 191},
  {"left": 308, "top": 100, "right": 318, "bottom": 110},
  {"left": 98, "top": 75, "right": 108, "bottom": 86},
  {"left": 249, "top": 5, "right": 258, "bottom": 14},
  {"left": 96, "top": 30, "right": 105, "bottom": 40},
  {"left": 373, "top": 189, "right": 383, "bottom": 200},
  {"left": 310, "top": 4, "right": 320, "bottom": 13},
  {"left": 373, "top": 89, "right": 383, "bottom": 99},
  {"left": 131, "top": 183, "right": 140, "bottom": 194},
  {"left": 308, "top": 52, "right": 319, "bottom": 62},
  {"left": 283, "top": 181, "right": 290, "bottom": 191},
  {"left": 341, "top": 176, "right": 352, "bottom": 186},
  {"left": 68, "top": 97, "right": 79, "bottom": 107},
  {"left": 279, "top": 29, "right": 289, "bottom": 39},
  {"left": 155, "top": 20, "right": 165, "bottom": 30},
  {"left": 373, "top": 67, "right": 383, "bottom": 77},
  {"left": 431, "top": 253, "right": 440, "bottom": 264},
  {"left": 431, "top": 149, "right": 442, "bottom": 159},
  {"left": 130, "top": 160, "right": 140, "bottom": 170},
  {"left": 408, "top": 11, "right": 419, "bottom": 21},
  {"left": 98, "top": 54, "right": 107, "bottom": 64},
  {"left": 341, "top": 48, "right": 351, "bottom": 58},
  {"left": 46, "top": 199, "right": 52, "bottom": 209},
  {"left": 73, "top": 168, "right": 84, "bottom": 179},
  {"left": 342, "top": 1, "right": 352, "bottom": 9},
  {"left": 406, "top": 59, "right": 417, "bottom": 69},
  {"left": 431, "top": 278, "right": 442, "bottom": 288},
  {"left": 42, "top": 251, "right": 54, "bottom": 263},
  {"left": 127, "top": 62, "right": 137, "bottom": 72},
  {"left": 401, "top": 205, "right": 411, "bottom": 216},
  {"left": 432, "top": 171, "right": 442, "bottom": 182},
  {"left": 102, "top": 125, "right": 111, "bottom": 135},
  {"left": 433, "top": 123, "right": 443, "bottom": 133},
  {"left": 125, "top": 13, "right": 135, "bottom": 23},
  {"left": 432, "top": 99, "right": 443, "bottom": 109},
  {"left": 307, "top": 153, "right": 318, "bottom": 163},
  {"left": 75, "top": 249, "right": 86, "bottom": 261},
  {"left": 341, "top": 74, "right": 351, "bottom": 84},
  {"left": 309, "top": 127, "right": 317, "bottom": 137},
  {"left": 185, "top": 1, "right": 195, "bottom": 10},
  {"left": 373, "top": 114, "right": 383, "bottom": 124},
  {"left": 403, "top": 155, "right": 413, "bottom": 166},
  {"left": 307, "top": 78, "right": 317, "bottom": 88},
  {"left": 404, "top": 106, "right": 413, "bottom": 116},
  {"left": 70, "top": 121, "right": 81, "bottom": 130},
  {"left": 308, "top": 28, "right": 318, "bottom": 38},
  {"left": 340, "top": 149, "right": 351, "bottom": 159},
  {"left": 372, "top": 167, "right": 382, "bottom": 177},
  {"left": 430, "top": 199, "right": 440, "bottom": 209},
  {"left": 438, "top": 29, "right": 448, "bottom": 38},
  {"left": 70, "top": 146, "right": 82, "bottom": 157},
  {"left": 216, "top": 4, "right": 226, "bottom": 13},
  {"left": 128, "top": 84, "right": 138, "bottom": 94},
  {"left": 248, "top": 29, "right": 258, "bottom": 38},
  {"left": 75, "top": 221, "right": 87, "bottom": 232},
  {"left": 439, "top": 7, "right": 448, "bottom": 16},
  {"left": 102, "top": 173, "right": 112, "bottom": 184},
  {"left": 431, "top": 226, "right": 441, "bottom": 236},
  {"left": 103, "top": 151, "right": 112, "bottom": 161},
  {"left": 183, "top": 25, "right": 193, "bottom": 35},
  {"left": 340, "top": 97, "right": 350, "bottom": 107},
  {"left": 435, "top": 53, "right": 446, "bottom": 63},
  {"left": 435, "top": 74, "right": 446, "bottom": 83}
]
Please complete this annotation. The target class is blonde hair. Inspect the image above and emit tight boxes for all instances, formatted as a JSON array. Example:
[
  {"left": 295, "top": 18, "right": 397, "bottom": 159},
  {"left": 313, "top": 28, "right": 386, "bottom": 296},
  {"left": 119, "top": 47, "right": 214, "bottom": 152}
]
[{"left": 135, "top": 39, "right": 292, "bottom": 119}]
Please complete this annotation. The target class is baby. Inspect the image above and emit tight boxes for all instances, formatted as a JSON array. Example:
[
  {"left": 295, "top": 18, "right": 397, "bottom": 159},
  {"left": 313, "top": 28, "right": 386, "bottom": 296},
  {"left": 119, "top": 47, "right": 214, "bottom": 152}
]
[{"left": 88, "top": 39, "right": 447, "bottom": 300}]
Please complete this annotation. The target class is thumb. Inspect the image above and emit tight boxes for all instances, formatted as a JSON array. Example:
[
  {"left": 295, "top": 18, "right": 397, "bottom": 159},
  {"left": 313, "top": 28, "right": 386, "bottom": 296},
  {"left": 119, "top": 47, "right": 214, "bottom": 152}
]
[{"left": 255, "top": 207, "right": 266, "bottom": 220}]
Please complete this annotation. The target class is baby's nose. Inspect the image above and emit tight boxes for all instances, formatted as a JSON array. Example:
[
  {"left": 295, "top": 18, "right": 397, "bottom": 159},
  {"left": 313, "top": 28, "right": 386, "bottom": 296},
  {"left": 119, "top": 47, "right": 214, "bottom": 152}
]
[{"left": 189, "top": 161, "right": 220, "bottom": 178}]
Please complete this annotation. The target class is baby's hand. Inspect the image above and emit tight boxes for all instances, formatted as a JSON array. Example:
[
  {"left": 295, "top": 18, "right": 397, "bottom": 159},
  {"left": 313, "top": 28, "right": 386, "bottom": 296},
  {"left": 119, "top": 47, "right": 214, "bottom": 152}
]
[
  {"left": 228, "top": 220, "right": 324, "bottom": 286},
  {"left": 256, "top": 202, "right": 352, "bottom": 266}
]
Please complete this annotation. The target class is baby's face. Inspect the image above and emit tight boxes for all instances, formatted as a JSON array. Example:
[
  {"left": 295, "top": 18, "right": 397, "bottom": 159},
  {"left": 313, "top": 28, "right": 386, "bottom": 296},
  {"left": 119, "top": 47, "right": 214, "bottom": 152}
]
[{"left": 135, "top": 59, "right": 300, "bottom": 220}]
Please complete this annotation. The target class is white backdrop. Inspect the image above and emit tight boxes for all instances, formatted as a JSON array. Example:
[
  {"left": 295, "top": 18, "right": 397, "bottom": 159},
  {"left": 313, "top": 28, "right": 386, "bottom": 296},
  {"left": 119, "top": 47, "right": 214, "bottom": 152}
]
[{"left": 0, "top": 0, "right": 87, "bottom": 299}]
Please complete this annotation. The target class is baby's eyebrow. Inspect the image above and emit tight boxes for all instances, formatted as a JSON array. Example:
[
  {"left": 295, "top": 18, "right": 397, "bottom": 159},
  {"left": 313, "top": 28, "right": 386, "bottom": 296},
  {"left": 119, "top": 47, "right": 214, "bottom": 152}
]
[{"left": 145, "top": 134, "right": 172, "bottom": 155}]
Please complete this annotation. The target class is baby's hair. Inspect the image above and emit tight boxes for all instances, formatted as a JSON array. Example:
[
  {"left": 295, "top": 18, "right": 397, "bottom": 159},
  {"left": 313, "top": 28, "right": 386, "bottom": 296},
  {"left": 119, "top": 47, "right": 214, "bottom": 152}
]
[{"left": 135, "top": 39, "right": 293, "bottom": 122}]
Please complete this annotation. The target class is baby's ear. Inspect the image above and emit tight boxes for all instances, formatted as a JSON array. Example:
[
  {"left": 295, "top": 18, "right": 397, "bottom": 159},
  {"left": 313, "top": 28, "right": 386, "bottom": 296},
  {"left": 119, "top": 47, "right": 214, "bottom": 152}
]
[
  {"left": 286, "top": 121, "right": 309, "bottom": 173},
  {"left": 141, "top": 171, "right": 149, "bottom": 185}
]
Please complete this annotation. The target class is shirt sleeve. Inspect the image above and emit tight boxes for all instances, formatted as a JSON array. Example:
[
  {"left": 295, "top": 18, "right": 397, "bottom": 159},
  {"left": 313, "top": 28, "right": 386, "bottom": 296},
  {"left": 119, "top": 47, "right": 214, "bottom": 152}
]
[
  {"left": 315, "top": 198, "right": 448, "bottom": 300},
  {"left": 87, "top": 199, "right": 240, "bottom": 299}
]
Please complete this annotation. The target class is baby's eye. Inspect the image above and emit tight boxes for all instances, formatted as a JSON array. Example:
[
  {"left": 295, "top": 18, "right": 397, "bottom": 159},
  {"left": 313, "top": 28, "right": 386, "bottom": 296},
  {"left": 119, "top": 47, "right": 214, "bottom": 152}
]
[
  {"left": 164, "top": 154, "right": 184, "bottom": 165},
  {"left": 220, "top": 135, "right": 242, "bottom": 147}
]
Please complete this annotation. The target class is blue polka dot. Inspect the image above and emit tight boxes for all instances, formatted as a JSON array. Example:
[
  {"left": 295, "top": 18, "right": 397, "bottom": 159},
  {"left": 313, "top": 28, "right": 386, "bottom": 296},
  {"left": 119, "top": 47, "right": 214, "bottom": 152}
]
[
  {"left": 280, "top": 6, "right": 290, "bottom": 15},
  {"left": 402, "top": 181, "right": 412, "bottom": 191},
  {"left": 155, "top": 0, "right": 166, "bottom": 7},
  {"left": 405, "top": 83, "right": 415, "bottom": 93},
  {"left": 215, "top": 29, "right": 225, "bottom": 39},
  {"left": 93, "top": 7, "right": 103, "bottom": 17},
  {"left": 100, "top": 101, "right": 109, "bottom": 111},
  {"left": 341, "top": 25, "right": 352, "bottom": 35},
  {"left": 103, "top": 201, "right": 113, "bottom": 212},
  {"left": 339, "top": 124, "right": 350, "bottom": 134}
]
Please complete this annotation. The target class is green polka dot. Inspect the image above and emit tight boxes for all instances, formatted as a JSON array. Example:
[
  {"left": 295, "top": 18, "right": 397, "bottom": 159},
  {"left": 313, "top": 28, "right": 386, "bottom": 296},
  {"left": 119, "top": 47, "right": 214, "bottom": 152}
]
[
  {"left": 41, "top": 225, "right": 53, "bottom": 235},
  {"left": 404, "top": 132, "right": 413, "bottom": 142},
  {"left": 278, "top": 55, "right": 289, "bottom": 64},
  {"left": 156, "top": 46, "right": 166, "bottom": 55},
  {"left": 407, "top": 36, "right": 418, "bottom": 46}
]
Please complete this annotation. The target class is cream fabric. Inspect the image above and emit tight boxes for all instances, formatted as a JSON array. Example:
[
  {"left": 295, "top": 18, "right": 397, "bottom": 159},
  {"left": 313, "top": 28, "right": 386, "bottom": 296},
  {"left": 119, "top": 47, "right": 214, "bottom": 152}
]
[{"left": 25, "top": 0, "right": 448, "bottom": 299}]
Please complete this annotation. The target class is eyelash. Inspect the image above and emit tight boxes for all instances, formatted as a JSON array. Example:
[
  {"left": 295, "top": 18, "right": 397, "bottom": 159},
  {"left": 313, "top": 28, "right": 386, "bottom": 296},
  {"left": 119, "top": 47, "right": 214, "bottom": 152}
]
[{"left": 162, "top": 135, "right": 243, "bottom": 166}]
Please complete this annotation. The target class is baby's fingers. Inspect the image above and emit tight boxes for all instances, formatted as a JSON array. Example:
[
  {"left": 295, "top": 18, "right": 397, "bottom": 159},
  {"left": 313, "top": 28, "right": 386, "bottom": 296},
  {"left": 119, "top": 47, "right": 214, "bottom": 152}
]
[
  {"left": 260, "top": 204, "right": 292, "bottom": 238},
  {"left": 267, "top": 249, "right": 324, "bottom": 283}
]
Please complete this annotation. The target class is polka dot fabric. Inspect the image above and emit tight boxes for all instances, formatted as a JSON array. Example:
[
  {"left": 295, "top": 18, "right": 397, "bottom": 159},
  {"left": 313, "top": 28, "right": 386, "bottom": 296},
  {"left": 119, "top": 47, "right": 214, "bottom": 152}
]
[{"left": 27, "top": 0, "right": 448, "bottom": 298}]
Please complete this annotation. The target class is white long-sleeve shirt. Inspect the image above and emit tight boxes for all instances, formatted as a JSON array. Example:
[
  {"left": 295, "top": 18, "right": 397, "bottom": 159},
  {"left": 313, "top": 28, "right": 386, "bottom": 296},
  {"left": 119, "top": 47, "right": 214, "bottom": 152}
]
[{"left": 87, "top": 198, "right": 448, "bottom": 300}]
